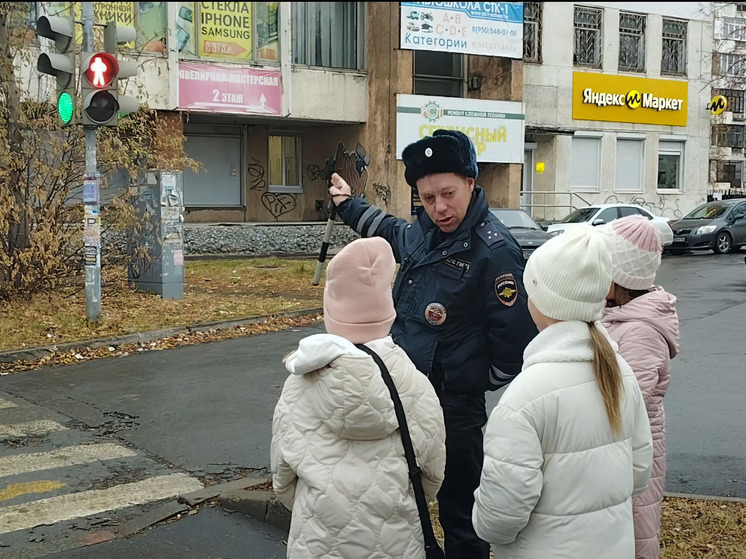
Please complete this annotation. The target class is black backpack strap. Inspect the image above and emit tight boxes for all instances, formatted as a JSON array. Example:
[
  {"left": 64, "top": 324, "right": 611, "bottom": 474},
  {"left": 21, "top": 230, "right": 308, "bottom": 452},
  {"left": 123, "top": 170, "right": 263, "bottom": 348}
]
[{"left": 355, "top": 343, "right": 443, "bottom": 556}]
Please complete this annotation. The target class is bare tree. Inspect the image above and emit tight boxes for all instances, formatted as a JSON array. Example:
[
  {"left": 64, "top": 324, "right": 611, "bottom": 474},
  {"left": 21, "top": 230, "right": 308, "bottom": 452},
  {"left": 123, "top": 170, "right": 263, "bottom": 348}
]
[{"left": 0, "top": 3, "right": 196, "bottom": 301}]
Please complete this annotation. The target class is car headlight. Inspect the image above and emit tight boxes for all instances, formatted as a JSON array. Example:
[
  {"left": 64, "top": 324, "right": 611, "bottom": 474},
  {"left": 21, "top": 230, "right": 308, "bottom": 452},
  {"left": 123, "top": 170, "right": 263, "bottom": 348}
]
[{"left": 696, "top": 225, "right": 717, "bottom": 234}]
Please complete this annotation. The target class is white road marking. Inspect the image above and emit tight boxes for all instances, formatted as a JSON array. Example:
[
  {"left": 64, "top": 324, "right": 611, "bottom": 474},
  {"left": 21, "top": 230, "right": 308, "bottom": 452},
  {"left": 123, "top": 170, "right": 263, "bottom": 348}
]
[
  {"left": 0, "top": 420, "right": 67, "bottom": 438},
  {"left": 0, "top": 443, "right": 137, "bottom": 477},
  {"left": 0, "top": 473, "right": 204, "bottom": 534},
  {"left": 0, "top": 399, "right": 17, "bottom": 410}
]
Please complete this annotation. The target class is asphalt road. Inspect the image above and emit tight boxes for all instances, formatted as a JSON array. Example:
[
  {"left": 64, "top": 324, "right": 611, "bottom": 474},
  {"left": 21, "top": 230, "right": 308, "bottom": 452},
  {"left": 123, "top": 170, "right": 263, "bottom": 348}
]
[{"left": 0, "top": 248, "right": 743, "bottom": 557}]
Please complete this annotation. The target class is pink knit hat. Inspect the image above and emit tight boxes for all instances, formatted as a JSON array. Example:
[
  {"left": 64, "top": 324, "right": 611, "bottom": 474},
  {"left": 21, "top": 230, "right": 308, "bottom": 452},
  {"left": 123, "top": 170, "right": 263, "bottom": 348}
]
[
  {"left": 602, "top": 215, "right": 662, "bottom": 290},
  {"left": 323, "top": 237, "right": 396, "bottom": 343}
]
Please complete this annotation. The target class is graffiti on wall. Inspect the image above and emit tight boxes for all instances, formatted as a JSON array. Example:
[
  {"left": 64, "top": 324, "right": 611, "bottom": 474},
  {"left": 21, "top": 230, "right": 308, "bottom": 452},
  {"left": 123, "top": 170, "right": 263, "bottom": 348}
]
[
  {"left": 603, "top": 194, "right": 685, "bottom": 220},
  {"left": 261, "top": 192, "right": 298, "bottom": 220},
  {"left": 313, "top": 142, "right": 371, "bottom": 196},
  {"left": 247, "top": 155, "right": 298, "bottom": 220},
  {"left": 373, "top": 183, "right": 391, "bottom": 206},
  {"left": 248, "top": 158, "right": 267, "bottom": 191}
]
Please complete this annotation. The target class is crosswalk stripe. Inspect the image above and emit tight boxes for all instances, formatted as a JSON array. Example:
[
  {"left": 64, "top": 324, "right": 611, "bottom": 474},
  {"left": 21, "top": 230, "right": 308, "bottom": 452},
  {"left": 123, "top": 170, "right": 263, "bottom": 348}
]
[
  {"left": 0, "top": 420, "right": 67, "bottom": 438},
  {"left": 0, "top": 473, "right": 204, "bottom": 534},
  {"left": 0, "top": 399, "right": 17, "bottom": 410},
  {"left": 0, "top": 443, "right": 137, "bottom": 477}
]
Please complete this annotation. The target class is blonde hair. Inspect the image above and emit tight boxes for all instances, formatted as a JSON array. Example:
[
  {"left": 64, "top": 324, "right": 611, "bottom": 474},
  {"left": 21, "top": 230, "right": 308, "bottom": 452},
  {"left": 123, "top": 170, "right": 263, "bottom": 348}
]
[{"left": 588, "top": 322, "right": 624, "bottom": 435}]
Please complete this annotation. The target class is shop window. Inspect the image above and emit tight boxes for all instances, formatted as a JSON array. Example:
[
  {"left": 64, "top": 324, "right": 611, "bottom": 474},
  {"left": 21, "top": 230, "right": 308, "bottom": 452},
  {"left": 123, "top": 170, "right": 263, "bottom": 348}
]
[
  {"left": 619, "top": 11, "right": 646, "bottom": 72},
  {"left": 712, "top": 124, "right": 745, "bottom": 148},
  {"left": 291, "top": 2, "right": 365, "bottom": 70},
  {"left": 662, "top": 18, "right": 686, "bottom": 76},
  {"left": 716, "top": 160, "right": 743, "bottom": 188},
  {"left": 571, "top": 135, "right": 601, "bottom": 191},
  {"left": 714, "top": 88, "right": 745, "bottom": 114},
  {"left": 657, "top": 141, "right": 684, "bottom": 191},
  {"left": 414, "top": 51, "right": 464, "bottom": 97},
  {"left": 255, "top": 2, "right": 280, "bottom": 62},
  {"left": 174, "top": 3, "right": 278, "bottom": 62},
  {"left": 136, "top": 2, "right": 167, "bottom": 54},
  {"left": 269, "top": 135, "right": 303, "bottom": 193},
  {"left": 615, "top": 139, "right": 644, "bottom": 193},
  {"left": 573, "top": 6, "right": 602, "bottom": 68},
  {"left": 523, "top": 2, "right": 542, "bottom": 63}
]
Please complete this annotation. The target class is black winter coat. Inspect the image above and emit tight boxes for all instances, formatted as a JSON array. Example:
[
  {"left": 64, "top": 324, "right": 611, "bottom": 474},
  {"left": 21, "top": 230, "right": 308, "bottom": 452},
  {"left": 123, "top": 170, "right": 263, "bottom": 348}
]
[{"left": 336, "top": 187, "right": 538, "bottom": 395}]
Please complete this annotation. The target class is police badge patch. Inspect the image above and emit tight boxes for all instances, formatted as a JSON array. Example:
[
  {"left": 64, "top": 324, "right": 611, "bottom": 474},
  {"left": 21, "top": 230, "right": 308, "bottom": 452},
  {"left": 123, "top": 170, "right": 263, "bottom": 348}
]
[
  {"left": 424, "top": 302, "right": 447, "bottom": 325},
  {"left": 495, "top": 273, "right": 518, "bottom": 307}
]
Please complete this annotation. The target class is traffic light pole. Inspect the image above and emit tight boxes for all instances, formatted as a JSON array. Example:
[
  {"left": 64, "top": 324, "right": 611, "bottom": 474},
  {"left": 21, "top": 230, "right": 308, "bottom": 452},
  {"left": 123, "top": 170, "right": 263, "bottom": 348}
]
[{"left": 82, "top": 2, "right": 101, "bottom": 322}]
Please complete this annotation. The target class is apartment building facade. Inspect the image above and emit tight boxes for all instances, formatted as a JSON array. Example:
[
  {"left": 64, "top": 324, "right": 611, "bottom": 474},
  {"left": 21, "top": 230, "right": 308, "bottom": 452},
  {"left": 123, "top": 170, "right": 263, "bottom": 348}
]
[
  {"left": 32, "top": 2, "right": 526, "bottom": 224},
  {"left": 521, "top": 2, "right": 714, "bottom": 222},
  {"left": 31, "top": 2, "right": 739, "bottom": 225}
]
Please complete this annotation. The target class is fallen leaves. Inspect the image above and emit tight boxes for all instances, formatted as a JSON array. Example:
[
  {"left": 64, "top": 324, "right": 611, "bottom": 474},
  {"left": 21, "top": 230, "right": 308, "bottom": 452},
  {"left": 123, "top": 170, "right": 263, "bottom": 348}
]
[{"left": 0, "top": 313, "right": 323, "bottom": 375}]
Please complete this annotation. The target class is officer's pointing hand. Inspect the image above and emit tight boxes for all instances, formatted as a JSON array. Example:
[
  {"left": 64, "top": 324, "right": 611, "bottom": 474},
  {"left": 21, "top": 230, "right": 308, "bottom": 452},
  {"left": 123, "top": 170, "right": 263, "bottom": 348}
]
[{"left": 329, "top": 173, "right": 352, "bottom": 206}]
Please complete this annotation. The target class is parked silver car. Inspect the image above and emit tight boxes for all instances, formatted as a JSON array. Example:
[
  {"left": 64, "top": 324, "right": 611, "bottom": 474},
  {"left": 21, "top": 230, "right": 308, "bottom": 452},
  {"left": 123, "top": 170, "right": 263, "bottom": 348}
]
[{"left": 668, "top": 198, "right": 746, "bottom": 254}]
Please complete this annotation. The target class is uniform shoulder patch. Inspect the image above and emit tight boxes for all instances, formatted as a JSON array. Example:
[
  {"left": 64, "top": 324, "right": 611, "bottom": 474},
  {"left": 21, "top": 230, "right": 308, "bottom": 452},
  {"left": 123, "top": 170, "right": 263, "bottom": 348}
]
[
  {"left": 495, "top": 273, "right": 518, "bottom": 306},
  {"left": 476, "top": 221, "right": 506, "bottom": 247}
]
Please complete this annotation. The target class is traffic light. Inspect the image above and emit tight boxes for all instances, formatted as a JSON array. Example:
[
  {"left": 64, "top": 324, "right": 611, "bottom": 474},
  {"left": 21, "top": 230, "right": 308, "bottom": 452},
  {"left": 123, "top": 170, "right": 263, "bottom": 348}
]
[
  {"left": 36, "top": 15, "right": 76, "bottom": 126},
  {"left": 81, "top": 21, "right": 138, "bottom": 127},
  {"left": 80, "top": 51, "right": 119, "bottom": 126}
]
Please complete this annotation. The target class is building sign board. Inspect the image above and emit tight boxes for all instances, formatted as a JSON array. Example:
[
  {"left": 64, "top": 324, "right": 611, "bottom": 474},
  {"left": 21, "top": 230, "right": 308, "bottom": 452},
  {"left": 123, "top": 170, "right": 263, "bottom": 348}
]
[
  {"left": 400, "top": 2, "right": 523, "bottom": 58},
  {"left": 178, "top": 62, "right": 281, "bottom": 115},
  {"left": 572, "top": 72, "right": 688, "bottom": 127},
  {"left": 396, "top": 94, "right": 525, "bottom": 163}
]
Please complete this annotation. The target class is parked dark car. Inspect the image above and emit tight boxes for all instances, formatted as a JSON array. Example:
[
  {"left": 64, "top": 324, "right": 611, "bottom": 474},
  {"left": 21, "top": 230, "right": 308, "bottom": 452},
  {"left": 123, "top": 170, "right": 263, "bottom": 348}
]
[
  {"left": 668, "top": 198, "right": 746, "bottom": 254},
  {"left": 490, "top": 208, "right": 557, "bottom": 261}
]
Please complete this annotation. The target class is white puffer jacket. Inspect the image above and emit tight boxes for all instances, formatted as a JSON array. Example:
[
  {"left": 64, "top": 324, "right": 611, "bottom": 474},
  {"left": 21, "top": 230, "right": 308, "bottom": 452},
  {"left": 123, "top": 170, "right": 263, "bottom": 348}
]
[
  {"left": 472, "top": 321, "right": 653, "bottom": 559},
  {"left": 271, "top": 334, "right": 446, "bottom": 559}
]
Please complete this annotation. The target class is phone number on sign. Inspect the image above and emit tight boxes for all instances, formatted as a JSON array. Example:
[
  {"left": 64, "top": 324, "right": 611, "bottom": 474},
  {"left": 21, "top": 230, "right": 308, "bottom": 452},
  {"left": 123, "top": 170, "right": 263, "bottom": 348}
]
[{"left": 471, "top": 26, "right": 517, "bottom": 36}]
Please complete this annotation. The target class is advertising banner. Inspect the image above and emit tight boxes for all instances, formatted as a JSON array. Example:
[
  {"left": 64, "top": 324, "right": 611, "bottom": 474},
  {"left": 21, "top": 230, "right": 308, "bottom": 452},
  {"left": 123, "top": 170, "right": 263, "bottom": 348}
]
[
  {"left": 397, "top": 94, "right": 525, "bottom": 163},
  {"left": 178, "top": 62, "right": 282, "bottom": 115},
  {"left": 198, "top": 2, "right": 253, "bottom": 60},
  {"left": 400, "top": 2, "right": 523, "bottom": 58},
  {"left": 572, "top": 72, "right": 688, "bottom": 127}
]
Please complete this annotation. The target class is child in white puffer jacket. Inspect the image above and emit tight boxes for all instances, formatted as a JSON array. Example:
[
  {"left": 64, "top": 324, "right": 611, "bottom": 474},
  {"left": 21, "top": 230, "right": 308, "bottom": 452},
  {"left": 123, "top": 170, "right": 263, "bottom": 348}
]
[{"left": 271, "top": 237, "right": 446, "bottom": 559}]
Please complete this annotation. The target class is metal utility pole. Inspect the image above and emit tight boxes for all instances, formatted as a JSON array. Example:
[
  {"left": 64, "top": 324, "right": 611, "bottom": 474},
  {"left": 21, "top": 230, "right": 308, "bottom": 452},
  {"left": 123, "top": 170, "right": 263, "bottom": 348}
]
[{"left": 82, "top": 2, "right": 101, "bottom": 321}]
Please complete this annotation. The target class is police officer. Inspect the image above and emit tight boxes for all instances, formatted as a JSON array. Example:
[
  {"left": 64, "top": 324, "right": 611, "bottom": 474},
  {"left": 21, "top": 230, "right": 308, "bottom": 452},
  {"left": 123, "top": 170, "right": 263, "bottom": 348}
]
[{"left": 328, "top": 129, "right": 538, "bottom": 559}]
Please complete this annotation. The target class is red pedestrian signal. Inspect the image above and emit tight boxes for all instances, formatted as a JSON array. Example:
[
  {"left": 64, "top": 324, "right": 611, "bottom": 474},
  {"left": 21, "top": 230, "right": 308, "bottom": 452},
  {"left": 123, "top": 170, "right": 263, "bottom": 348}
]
[
  {"left": 81, "top": 52, "right": 120, "bottom": 126},
  {"left": 83, "top": 53, "right": 118, "bottom": 88}
]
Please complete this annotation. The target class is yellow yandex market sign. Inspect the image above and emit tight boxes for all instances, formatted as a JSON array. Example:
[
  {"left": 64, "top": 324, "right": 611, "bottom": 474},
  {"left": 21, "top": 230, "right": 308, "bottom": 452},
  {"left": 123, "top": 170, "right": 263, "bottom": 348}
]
[{"left": 573, "top": 72, "right": 688, "bottom": 127}]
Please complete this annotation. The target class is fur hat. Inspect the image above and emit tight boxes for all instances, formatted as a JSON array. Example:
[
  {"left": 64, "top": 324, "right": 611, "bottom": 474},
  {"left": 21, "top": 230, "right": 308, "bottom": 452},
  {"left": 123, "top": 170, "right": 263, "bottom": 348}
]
[
  {"left": 523, "top": 226, "right": 612, "bottom": 322},
  {"left": 402, "top": 129, "right": 478, "bottom": 188},
  {"left": 601, "top": 215, "right": 662, "bottom": 290},
  {"left": 323, "top": 237, "right": 397, "bottom": 343}
]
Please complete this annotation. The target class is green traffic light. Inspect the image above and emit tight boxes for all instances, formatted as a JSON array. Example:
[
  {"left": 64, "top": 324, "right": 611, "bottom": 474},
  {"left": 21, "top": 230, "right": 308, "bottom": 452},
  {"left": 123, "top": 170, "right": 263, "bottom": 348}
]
[{"left": 57, "top": 91, "right": 74, "bottom": 125}]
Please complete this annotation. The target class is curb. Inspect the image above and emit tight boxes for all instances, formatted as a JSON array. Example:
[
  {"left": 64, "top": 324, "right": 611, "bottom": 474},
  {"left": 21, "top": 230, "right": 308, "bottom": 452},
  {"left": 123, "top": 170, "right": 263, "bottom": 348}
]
[
  {"left": 0, "top": 308, "right": 323, "bottom": 365},
  {"left": 182, "top": 475, "right": 290, "bottom": 534},
  {"left": 208, "top": 485, "right": 745, "bottom": 537}
]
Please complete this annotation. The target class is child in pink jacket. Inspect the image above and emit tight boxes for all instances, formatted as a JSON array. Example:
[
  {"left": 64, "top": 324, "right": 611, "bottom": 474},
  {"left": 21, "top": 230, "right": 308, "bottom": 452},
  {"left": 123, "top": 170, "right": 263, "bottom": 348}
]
[{"left": 601, "top": 215, "right": 680, "bottom": 559}]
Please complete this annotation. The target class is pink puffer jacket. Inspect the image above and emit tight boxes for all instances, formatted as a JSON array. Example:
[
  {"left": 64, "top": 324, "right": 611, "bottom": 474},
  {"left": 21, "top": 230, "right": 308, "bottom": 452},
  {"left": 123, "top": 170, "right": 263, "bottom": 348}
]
[{"left": 602, "top": 286, "right": 679, "bottom": 559}]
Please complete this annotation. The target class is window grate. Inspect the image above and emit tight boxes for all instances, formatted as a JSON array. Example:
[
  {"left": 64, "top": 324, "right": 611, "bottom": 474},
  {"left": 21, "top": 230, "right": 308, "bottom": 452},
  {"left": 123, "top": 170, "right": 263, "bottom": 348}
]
[
  {"left": 712, "top": 124, "right": 745, "bottom": 148},
  {"left": 716, "top": 160, "right": 743, "bottom": 188},
  {"left": 714, "top": 88, "right": 745, "bottom": 114},
  {"left": 619, "top": 12, "right": 646, "bottom": 72},
  {"left": 523, "top": 2, "right": 542, "bottom": 63},
  {"left": 662, "top": 18, "right": 687, "bottom": 76},
  {"left": 574, "top": 6, "right": 602, "bottom": 68}
]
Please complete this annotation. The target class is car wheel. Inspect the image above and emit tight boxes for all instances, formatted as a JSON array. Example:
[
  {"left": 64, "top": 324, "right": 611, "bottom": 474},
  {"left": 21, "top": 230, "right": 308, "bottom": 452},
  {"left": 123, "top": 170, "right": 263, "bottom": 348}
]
[{"left": 714, "top": 231, "right": 733, "bottom": 254}]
